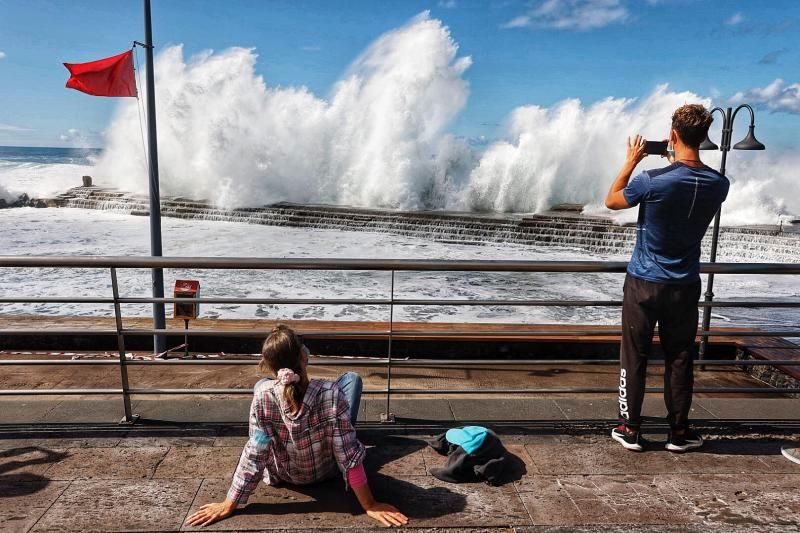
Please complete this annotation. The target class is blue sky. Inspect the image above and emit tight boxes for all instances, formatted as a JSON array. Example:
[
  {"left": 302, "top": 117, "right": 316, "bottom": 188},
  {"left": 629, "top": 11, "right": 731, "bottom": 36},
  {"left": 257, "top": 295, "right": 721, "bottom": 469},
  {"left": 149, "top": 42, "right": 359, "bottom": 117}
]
[{"left": 0, "top": 0, "right": 798, "bottom": 148}]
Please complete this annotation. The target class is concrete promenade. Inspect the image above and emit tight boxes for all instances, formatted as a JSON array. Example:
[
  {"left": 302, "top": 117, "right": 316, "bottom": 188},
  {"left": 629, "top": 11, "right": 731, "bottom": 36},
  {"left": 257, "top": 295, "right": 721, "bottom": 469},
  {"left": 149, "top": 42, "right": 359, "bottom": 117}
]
[{"left": 2, "top": 396, "right": 800, "bottom": 532}]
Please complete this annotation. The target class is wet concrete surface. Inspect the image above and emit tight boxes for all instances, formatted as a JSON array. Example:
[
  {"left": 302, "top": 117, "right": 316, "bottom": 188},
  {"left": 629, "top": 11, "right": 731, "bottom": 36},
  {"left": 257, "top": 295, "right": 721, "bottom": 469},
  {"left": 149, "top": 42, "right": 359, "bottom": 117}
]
[{"left": 0, "top": 432, "right": 799, "bottom": 532}]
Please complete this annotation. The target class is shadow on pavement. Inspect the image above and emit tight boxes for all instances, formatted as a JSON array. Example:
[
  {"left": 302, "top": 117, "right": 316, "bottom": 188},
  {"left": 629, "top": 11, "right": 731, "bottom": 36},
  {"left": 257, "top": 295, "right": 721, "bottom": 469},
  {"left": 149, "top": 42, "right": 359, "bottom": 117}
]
[
  {"left": 0, "top": 446, "right": 68, "bottom": 497},
  {"left": 236, "top": 438, "right": 467, "bottom": 521},
  {"left": 494, "top": 450, "right": 527, "bottom": 486},
  {"left": 692, "top": 438, "right": 787, "bottom": 456},
  {"left": 366, "top": 437, "right": 468, "bottom": 519}
]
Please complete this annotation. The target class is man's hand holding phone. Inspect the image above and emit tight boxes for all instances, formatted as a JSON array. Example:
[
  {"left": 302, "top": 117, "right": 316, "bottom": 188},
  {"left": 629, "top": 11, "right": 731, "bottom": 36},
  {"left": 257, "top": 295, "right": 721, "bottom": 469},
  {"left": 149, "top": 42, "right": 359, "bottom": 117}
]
[
  {"left": 644, "top": 140, "right": 668, "bottom": 156},
  {"left": 626, "top": 134, "right": 648, "bottom": 166}
]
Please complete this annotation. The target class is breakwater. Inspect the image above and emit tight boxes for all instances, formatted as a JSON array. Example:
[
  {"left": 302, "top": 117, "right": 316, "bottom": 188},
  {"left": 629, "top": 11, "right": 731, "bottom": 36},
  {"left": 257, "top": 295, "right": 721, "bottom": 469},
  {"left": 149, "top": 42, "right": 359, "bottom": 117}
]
[{"left": 53, "top": 186, "right": 800, "bottom": 262}]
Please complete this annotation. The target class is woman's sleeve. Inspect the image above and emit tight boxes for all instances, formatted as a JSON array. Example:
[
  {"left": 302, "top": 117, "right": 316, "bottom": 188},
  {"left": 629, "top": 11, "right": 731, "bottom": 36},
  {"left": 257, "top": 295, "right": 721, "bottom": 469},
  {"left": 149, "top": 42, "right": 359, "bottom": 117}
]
[
  {"left": 227, "top": 392, "right": 273, "bottom": 505},
  {"left": 331, "top": 387, "right": 366, "bottom": 482},
  {"left": 346, "top": 463, "right": 368, "bottom": 489}
]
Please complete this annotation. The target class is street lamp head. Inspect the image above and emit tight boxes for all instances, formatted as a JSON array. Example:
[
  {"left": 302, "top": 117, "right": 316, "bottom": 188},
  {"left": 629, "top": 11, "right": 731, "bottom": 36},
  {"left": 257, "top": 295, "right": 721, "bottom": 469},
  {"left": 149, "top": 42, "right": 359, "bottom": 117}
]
[
  {"left": 733, "top": 125, "right": 765, "bottom": 150},
  {"left": 699, "top": 135, "right": 719, "bottom": 151}
]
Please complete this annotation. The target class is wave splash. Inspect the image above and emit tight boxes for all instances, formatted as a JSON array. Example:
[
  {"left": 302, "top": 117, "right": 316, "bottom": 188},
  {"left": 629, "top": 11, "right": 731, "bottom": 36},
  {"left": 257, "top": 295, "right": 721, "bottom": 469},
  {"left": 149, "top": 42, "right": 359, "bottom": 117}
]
[
  {"left": 91, "top": 12, "right": 796, "bottom": 224},
  {"left": 97, "top": 12, "right": 471, "bottom": 209}
]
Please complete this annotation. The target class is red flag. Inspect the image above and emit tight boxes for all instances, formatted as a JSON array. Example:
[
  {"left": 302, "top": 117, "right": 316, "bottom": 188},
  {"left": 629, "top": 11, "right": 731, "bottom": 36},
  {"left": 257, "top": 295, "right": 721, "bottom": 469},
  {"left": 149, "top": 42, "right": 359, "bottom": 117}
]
[{"left": 64, "top": 50, "right": 137, "bottom": 97}]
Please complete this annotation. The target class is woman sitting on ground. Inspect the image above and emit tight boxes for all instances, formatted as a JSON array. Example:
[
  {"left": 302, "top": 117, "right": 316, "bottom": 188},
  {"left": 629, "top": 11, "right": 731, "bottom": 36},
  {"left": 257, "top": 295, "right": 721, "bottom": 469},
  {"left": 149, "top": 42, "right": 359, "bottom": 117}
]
[{"left": 186, "top": 325, "right": 408, "bottom": 528}]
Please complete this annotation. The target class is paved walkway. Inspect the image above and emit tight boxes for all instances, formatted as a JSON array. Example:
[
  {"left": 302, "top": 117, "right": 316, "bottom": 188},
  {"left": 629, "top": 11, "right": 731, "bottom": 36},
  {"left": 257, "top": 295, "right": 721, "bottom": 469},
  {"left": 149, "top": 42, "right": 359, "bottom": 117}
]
[
  {"left": 2, "top": 396, "right": 800, "bottom": 532},
  {"left": 2, "top": 430, "right": 799, "bottom": 532}
]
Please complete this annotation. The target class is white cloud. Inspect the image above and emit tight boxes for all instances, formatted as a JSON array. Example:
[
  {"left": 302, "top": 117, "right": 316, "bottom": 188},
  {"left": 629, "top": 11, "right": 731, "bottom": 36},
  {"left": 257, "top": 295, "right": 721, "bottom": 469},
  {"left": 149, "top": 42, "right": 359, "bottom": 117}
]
[
  {"left": 502, "top": 0, "right": 629, "bottom": 31},
  {"left": 0, "top": 123, "right": 31, "bottom": 132},
  {"left": 724, "top": 12, "right": 744, "bottom": 26},
  {"left": 299, "top": 45, "right": 321, "bottom": 52},
  {"left": 501, "top": 15, "right": 532, "bottom": 29},
  {"left": 438, "top": 0, "right": 457, "bottom": 8},
  {"left": 731, "top": 78, "right": 800, "bottom": 114},
  {"left": 0, "top": 50, "right": 6, "bottom": 60},
  {"left": 58, "top": 128, "right": 100, "bottom": 147}
]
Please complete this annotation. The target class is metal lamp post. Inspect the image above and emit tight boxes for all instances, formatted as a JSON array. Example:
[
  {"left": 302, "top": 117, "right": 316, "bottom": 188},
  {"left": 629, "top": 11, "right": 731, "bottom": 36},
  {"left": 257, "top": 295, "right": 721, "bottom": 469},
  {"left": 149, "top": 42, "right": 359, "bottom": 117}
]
[
  {"left": 697, "top": 104, "right": 765, "bottom": 361},
  {"left": 143, "top": 0, "right": 166, "bottom": 355}
]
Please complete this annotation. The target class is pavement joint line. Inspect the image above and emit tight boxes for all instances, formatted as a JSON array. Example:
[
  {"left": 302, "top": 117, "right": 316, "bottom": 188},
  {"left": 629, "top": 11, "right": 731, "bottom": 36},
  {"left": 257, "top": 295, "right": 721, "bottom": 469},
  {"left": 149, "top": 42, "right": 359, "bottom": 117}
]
[
  {"left": 40, "top": 398, "right": 65, "bottom": 422},
  {"left": 552, "top": 399, "right": 570, "bottom": 420},
  {"left": 446, "top": 399, "right": 457, "bottom": 421},
  {"left": 27, "top": 478, "right": 72, "bottom": 533},
  {"left": 149, "top": 446, "right": 171, "bottom": 479},
  {"left": 510, "top": 462, "right": 535, "bottom": 525},
  {"left": 182, "top": 474, "right": 206, "bottom": 529},
  {"left": 40, "top": 453, "right": 58, "bottom": 480}
]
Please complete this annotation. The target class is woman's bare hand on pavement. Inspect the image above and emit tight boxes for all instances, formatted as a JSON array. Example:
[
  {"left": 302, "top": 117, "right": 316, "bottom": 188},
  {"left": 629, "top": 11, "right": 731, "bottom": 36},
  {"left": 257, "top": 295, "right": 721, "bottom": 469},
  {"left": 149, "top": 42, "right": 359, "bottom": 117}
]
[
  {"left": 185, "top": 500, "right": 236, "bottom": 527},
  {"left": 366, "top": 502, "right": 409, "bottom": 527}
]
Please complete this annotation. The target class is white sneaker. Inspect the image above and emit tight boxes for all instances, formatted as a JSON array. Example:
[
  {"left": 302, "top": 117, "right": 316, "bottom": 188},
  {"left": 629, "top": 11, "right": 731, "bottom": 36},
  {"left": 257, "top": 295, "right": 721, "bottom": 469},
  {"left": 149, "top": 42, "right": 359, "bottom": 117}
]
[{"left": 781, "top": 445, "right": 800, "bottom": 465}]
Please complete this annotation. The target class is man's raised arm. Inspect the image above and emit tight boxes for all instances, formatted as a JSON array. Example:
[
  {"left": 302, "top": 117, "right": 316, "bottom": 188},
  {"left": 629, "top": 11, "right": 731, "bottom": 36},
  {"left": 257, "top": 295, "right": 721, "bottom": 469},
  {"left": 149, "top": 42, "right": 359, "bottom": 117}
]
[{"left": 605, "top": 134, "right": 647, "bottom": 210}]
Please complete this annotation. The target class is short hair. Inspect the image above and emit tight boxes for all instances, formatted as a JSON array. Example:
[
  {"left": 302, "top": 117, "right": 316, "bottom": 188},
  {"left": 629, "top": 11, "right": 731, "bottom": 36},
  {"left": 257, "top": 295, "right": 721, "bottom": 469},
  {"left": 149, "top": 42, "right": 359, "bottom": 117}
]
[{"left": 671, "top": 104, "right": 713, "bottom": 148}]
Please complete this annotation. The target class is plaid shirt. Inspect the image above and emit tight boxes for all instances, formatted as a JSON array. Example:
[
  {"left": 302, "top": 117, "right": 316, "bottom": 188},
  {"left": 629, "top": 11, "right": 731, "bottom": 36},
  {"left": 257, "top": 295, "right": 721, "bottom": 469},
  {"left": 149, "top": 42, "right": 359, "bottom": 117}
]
[{"left": 227, "top": 378, "right": 365, "bottom": 504}]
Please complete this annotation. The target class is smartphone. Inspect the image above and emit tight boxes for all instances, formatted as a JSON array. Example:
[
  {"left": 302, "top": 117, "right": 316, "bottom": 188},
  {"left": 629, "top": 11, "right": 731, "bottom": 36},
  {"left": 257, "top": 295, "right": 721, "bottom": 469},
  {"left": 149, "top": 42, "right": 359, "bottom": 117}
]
[{"left": 644, "top": 140, "right": 668, "bottom": 155}]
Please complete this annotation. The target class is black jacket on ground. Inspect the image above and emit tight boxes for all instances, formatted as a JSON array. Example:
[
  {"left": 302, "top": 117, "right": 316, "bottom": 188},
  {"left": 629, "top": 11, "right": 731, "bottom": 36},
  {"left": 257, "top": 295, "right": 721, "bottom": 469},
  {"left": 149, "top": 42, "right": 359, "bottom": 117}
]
[{"left": 427, "top": 427, "right": 507, "bottom": 485}]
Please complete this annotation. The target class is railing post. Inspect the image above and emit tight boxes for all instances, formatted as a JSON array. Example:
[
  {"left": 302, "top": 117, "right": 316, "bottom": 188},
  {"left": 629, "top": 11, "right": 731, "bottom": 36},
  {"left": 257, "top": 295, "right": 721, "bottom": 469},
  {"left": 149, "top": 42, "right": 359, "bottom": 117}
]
[
  {"left": 381, "top": 270, "right": 396, "bottom": 423},
  {"left": 111, "top": 268, "right": 138, "bottom": 424}
]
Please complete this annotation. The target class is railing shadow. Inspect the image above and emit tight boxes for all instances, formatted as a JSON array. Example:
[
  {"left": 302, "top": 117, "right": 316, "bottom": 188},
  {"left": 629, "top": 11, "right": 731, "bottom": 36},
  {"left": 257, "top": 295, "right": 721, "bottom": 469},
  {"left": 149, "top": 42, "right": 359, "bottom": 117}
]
[
  {"left": 690, "top": 438, "right": 795, "bottom": 456},
  {"left": 0, "top": 446, "right": 68, "bottom": 497}
]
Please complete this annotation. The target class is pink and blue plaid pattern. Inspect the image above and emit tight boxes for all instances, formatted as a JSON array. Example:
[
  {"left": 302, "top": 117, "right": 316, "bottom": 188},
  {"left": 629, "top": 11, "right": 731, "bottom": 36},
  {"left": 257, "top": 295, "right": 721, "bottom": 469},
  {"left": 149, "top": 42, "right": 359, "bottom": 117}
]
[{"left": 227, "top": 379, "right": 365, "bottom": 504}]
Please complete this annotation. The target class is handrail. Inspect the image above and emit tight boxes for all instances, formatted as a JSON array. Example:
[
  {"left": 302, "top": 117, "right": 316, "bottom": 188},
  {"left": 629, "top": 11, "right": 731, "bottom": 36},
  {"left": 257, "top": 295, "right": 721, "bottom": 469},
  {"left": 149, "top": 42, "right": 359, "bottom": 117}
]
[
  {"left": 2, "top": 296, "right": 799, "bottom": 308},
  {"left": 2, "top": 328, "right": 800, "bottom": 337},
  {"left": 0, "top": 255, "right": 799, "bottom": 273},
  {"left": 0, "top": 386, "right": 797, "bottom": 396},
  {"left": 0, "top": 358, "right": 796, "bottom": 366},
  {"left": 1, "top": 255, "right": 798, "bottom": 424}
]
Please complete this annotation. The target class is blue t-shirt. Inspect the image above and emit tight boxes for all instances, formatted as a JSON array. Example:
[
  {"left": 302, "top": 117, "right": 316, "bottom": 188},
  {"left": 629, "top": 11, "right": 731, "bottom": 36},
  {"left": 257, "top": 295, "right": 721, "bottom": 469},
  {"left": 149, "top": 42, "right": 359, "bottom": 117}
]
[{"left": 623, "top": 162, "right": 729, "bottom": 284}]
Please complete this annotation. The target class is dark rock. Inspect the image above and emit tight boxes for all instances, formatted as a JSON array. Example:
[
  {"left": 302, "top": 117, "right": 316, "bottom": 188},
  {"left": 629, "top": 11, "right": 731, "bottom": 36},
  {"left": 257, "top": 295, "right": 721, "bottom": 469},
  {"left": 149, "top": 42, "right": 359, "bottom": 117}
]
[
  {"left": 82, "top": 175, "right": 93, "bottom": 187},
  {"left": 0, "top": 193, "right": 51, "bottom": 209}
]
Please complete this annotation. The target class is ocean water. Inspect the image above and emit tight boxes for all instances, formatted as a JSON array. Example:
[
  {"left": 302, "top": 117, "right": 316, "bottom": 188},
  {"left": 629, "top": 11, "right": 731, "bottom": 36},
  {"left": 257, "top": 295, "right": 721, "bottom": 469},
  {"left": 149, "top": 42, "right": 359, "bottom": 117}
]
[
  {"left": 0, "top": 143, "right": 798, "bottom": 329},
  {"left": 1, "top": 205, "right": 798, "bottom": 332},
  {"left": 0, "top": 146, "right": 101, "bottom": 166},
  {"left": 0, "top": 146, "right": 99, "bottom": 201}
]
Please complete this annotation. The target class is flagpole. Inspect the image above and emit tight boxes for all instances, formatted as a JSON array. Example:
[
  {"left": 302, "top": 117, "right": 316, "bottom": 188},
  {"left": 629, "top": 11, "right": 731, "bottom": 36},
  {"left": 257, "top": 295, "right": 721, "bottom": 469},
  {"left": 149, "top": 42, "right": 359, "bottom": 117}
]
[{"left": 143, "top": 0, "right": 166, "bottom": 354}]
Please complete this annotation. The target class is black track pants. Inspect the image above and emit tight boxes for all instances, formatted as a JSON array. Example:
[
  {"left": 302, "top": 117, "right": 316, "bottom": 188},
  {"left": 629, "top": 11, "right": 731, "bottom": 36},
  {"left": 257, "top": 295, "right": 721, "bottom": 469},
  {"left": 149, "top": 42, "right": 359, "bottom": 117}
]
[{"left": 617, "top": 274, "right": 701, "bottom": 430}]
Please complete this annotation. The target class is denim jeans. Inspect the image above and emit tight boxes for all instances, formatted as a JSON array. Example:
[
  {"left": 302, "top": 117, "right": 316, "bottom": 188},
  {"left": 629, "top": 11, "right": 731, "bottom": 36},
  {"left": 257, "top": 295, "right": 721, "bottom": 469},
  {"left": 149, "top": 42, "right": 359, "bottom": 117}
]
[
  {"left": 255, "top": 372, "right": 362, "bottom": 426},
  {"left": 334, "top": 372, "right": 363, "bottom": 426}
]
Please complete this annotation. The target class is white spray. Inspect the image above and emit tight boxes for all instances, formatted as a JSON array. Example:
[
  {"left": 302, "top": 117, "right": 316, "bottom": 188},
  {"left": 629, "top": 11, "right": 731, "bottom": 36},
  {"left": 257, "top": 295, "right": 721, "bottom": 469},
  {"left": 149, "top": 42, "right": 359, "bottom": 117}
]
[
  {"left": 96, "top": 12, "right": 471, "bottom": 209},
  {"left": 90, "top": 12, "right": 797, "bottom": 224}
]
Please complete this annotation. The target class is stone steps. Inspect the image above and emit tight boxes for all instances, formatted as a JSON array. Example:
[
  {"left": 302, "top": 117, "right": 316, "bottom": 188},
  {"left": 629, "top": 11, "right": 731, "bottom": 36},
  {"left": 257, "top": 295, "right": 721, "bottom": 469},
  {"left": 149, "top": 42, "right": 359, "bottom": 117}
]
[{"left": 52, "top": 186, "right": 800, "bottom": 262}]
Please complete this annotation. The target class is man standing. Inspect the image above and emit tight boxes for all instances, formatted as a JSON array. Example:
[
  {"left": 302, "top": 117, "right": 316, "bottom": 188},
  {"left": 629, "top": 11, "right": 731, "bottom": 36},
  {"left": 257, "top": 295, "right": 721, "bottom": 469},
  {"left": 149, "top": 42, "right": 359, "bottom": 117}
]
[{"left": 605, "top": 104, "right": 729, "bottom": 452}]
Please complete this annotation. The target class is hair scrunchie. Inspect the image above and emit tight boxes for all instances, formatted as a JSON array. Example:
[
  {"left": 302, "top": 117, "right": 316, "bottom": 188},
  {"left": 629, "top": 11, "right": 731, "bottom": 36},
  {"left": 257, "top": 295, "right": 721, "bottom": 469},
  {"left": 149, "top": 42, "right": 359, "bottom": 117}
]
[{"left": 277, "top": 368, "right": 300, "bottom": 385}]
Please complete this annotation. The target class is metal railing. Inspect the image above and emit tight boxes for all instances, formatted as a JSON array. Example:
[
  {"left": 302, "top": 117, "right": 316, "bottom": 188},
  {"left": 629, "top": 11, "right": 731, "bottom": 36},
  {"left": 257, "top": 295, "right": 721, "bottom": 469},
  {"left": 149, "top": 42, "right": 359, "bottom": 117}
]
[{"left": 1, "top": 256, "right": 799, "bottom": 424}]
